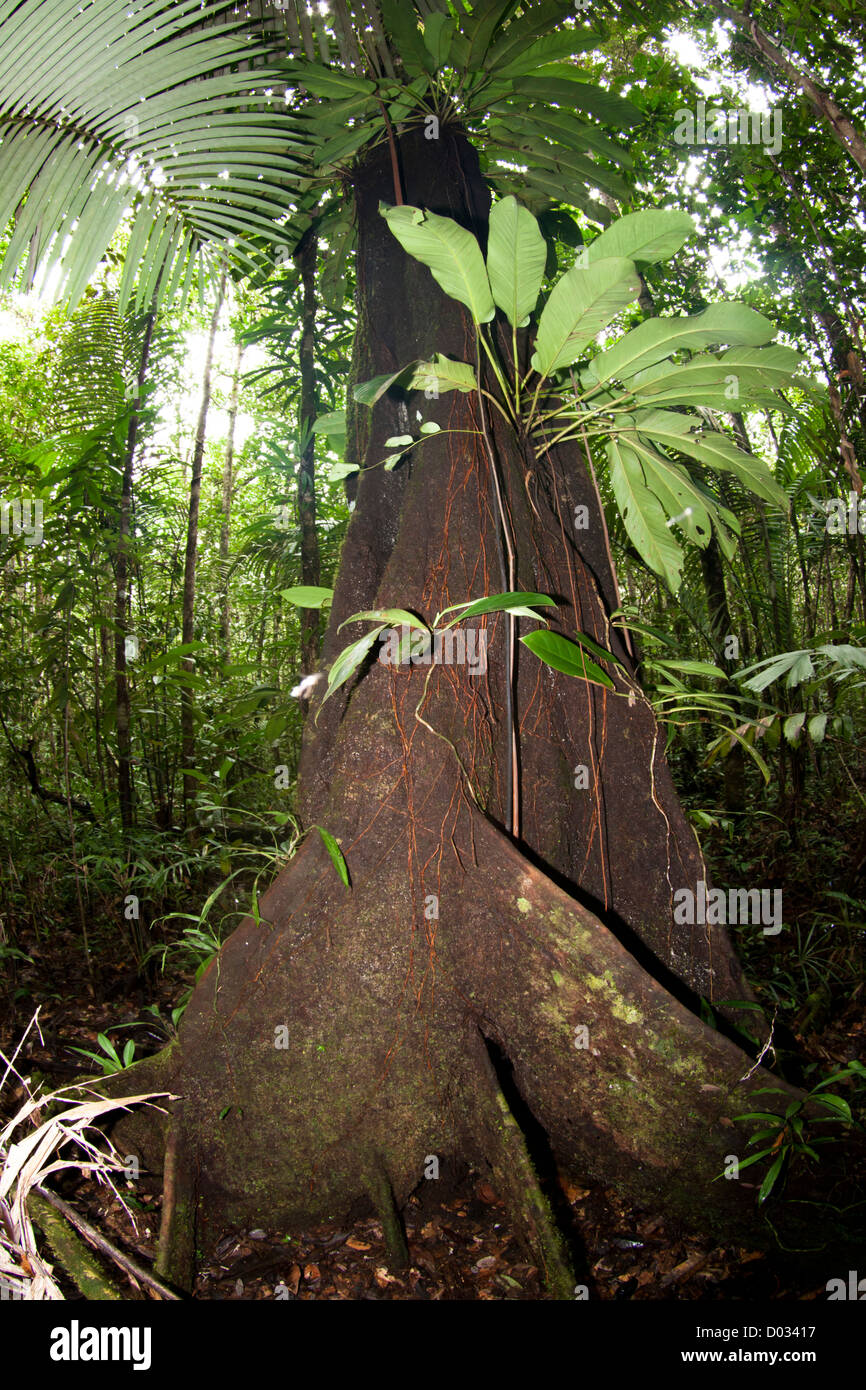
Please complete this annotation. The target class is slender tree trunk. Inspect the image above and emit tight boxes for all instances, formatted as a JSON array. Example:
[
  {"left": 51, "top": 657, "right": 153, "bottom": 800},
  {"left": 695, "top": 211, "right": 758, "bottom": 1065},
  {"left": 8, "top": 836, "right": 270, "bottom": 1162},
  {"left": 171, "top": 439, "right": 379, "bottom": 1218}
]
[
  {"left": 91, "top": 603, "right": 108, "bottom": 812},
  {"left": 181, "top": 269, "right": 226, "bottom": 824},
  {"left": 699, "top": 534, "right": 745, "bottom": 813},
  {"left": 114, "top": 308, "right": 158, "bottom": 833},
  {"left": 220, "top": 342, "right": 242, "bottom": 665},
  {"left": 296, "top": 230, "right": 322, "bottom": 674}
]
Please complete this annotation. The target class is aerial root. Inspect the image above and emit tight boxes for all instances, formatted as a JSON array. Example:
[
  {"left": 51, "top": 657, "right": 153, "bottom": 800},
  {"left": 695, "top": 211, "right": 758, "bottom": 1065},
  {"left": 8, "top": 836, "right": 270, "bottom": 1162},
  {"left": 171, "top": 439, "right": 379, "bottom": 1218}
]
[
  {"left": 155, "top": 1122, "right": 198, "bottom": 1294},
  {"left": 29, "top": 1190, "right": 126, "bottom": 1300},
  {"left": 362, "top": 1155, "right": 410, "bottom": 1270},
  {"left": 470, "top": 1032, "right": 576, "bottom": 1300}
]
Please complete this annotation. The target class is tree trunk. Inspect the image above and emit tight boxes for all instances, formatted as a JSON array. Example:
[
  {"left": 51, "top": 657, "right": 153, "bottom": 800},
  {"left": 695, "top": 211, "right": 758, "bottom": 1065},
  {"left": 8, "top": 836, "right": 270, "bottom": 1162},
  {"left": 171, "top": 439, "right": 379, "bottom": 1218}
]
[
  {"left": 699, "top": 534, "right": 745, "bottom": 814},
  {"left": 114, "top": 310, "right": 157, "bottom": 832},
  {"left": 219, "top": 341, "right": 242, "bottom": 665},
  {"left": 296, "top": 230, "right": 322, "bottom": 674},
  {"left": 114, "top": 126, "right": 863, "bottom": 1286},
  {"left": 181, "top": 269, "right": 225, "bottom": 823}
]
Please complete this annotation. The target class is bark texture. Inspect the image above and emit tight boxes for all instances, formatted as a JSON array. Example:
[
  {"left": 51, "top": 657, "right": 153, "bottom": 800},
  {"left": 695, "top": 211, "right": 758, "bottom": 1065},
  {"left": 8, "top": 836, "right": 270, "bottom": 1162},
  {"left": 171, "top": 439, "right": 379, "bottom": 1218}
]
[{"left": 113, "top": 126, "right": 863, "bottom": 1281}]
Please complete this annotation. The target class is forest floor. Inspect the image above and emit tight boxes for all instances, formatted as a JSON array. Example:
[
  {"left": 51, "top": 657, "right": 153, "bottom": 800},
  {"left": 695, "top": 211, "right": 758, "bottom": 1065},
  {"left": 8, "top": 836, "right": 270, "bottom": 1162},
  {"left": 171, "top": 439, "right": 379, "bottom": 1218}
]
[{"left": 2, "top": 908, "right": 863, "bottom": 1302}]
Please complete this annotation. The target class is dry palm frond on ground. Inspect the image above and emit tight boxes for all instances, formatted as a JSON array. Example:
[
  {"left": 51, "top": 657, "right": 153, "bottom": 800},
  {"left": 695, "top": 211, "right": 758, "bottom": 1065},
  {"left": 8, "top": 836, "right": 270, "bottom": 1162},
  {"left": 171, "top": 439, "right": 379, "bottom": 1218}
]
[{"left": 1, "top": 1012, "right": 169, "bottom": 1299}]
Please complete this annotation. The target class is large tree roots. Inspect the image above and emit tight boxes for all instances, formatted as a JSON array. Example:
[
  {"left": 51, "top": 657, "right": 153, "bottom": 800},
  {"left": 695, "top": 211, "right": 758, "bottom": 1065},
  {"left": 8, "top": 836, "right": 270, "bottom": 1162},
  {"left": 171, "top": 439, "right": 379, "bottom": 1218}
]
[
  {"left": 154, "top": 1123, "right": 199, "bottom": 1293},
  {"left": 107, "top": 803, "right": 864, "bottom": 1291},
  {"left": 469, "top": 1030, "right": 576, "bottom": 1298}
]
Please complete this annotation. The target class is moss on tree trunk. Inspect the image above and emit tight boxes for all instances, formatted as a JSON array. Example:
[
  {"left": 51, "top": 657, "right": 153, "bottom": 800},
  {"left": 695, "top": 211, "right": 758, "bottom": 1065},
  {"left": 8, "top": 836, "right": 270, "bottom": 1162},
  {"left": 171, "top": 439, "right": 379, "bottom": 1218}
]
[{"left": 113, "top": 124, "right": 865, "bottom": 1284}]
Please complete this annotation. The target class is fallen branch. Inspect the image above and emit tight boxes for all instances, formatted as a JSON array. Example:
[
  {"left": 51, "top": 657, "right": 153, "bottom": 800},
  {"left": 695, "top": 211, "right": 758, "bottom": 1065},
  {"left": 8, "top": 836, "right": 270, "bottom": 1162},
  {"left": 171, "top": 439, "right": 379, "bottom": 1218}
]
[
  {"left": 33, "top": 1186, "right": 181, "bottom": 1301},
  {"left": 29, "top": 1191, "right": 125, "bottom": 1300}
]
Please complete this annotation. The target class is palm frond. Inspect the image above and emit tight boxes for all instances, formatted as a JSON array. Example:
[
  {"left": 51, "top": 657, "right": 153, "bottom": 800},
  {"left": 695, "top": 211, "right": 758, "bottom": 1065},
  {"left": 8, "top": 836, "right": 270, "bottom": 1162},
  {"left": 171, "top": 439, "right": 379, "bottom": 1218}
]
[
  {"left": 1, "top": 0, "right": 641, "bottom": 314},
  {"left": 0, "top": 0, "right": 311, "bottom": 312}
]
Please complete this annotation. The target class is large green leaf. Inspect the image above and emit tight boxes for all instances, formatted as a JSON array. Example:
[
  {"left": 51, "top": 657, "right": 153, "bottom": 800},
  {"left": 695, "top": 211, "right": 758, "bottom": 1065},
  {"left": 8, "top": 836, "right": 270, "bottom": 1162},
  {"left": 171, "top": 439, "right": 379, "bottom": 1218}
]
[
  {"left": 487, "top": 26, "right": 602, "bottom": 79},
  {"left": 406, "top": 354, "right": 478, "bottom": 394},
  {"left": 422, "top": 12, "right": 455, "bottom": 69},
  {"left": 486, "top": 196, "right": 547, "bottom": 327},
  {"left": 285, "top": 62, "right": 376, "bottom": 98},
  {"left": 380, "top": 204, "right": 496, "bottom": 324},
  {"left": 488, "top": 103, "right": 634, "bottom": 169},
  {"left": 586, "top": 210, "right": 695, "bottom": 265},
  {"left": 531, "top": 256, "right": 641, "bottom": 377},
  {"left": 656, "top": 428, "right": 788, "bottom": 508},
  {"left": 588, "top": 305, "right": 777, "bottom": 387},
  {"left": 516, "top": 75, "right": 643, "bottom": 127},
  {"left": 627, "top": 345, "right": 803, "bottom": 404},
  {"left": 631, "top": 409, "right": 786, "bottom": 510},
  {"left": 615, "top": 430, "right": 714, "bottom": 547},
  {"left": 464, "top": 0, "right": 522, "bottom": 68},
  {"left": 520, "top": 629, "right": 615, "bottom": 689},
  {"left": 607, "top": 438, "right": 684, "bottom": 591},
  {"left": 378, "top": 0, "right": 431, "bottom": 75},
  {"left": 312, "top": 411, "right": 347, "bottom": 437},
  {"left": 491, "top": 137, "right": 632, "bottom": 205},
  {"left": 317, "top": 124, "right": 376, "bottom": 170}
]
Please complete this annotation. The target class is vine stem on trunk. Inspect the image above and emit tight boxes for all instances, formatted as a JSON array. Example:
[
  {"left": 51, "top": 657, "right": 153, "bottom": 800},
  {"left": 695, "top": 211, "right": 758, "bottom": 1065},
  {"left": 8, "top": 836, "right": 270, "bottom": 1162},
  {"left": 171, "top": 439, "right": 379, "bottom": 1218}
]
[{"left": 475, "top": 338, "right": 519, "bottom": 836}]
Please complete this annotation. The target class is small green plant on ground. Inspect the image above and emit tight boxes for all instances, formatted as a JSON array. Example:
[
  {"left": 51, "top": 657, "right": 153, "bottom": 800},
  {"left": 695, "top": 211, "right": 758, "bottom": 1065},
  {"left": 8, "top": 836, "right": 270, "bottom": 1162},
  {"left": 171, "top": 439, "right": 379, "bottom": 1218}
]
[
  {"left": 69, "top": 1031, "right": 137, "bottom": 1075},
  {"left": 730, "top": 1061, "right": 866, "bottom": 1204}
]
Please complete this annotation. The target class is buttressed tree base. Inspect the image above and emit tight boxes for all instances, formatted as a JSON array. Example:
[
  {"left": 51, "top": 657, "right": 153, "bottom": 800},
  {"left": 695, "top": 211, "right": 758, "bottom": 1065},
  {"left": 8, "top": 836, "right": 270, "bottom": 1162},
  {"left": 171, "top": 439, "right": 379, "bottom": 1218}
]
[{"left": 107, "top": 127, "right": 863, "bottom": 1293}]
